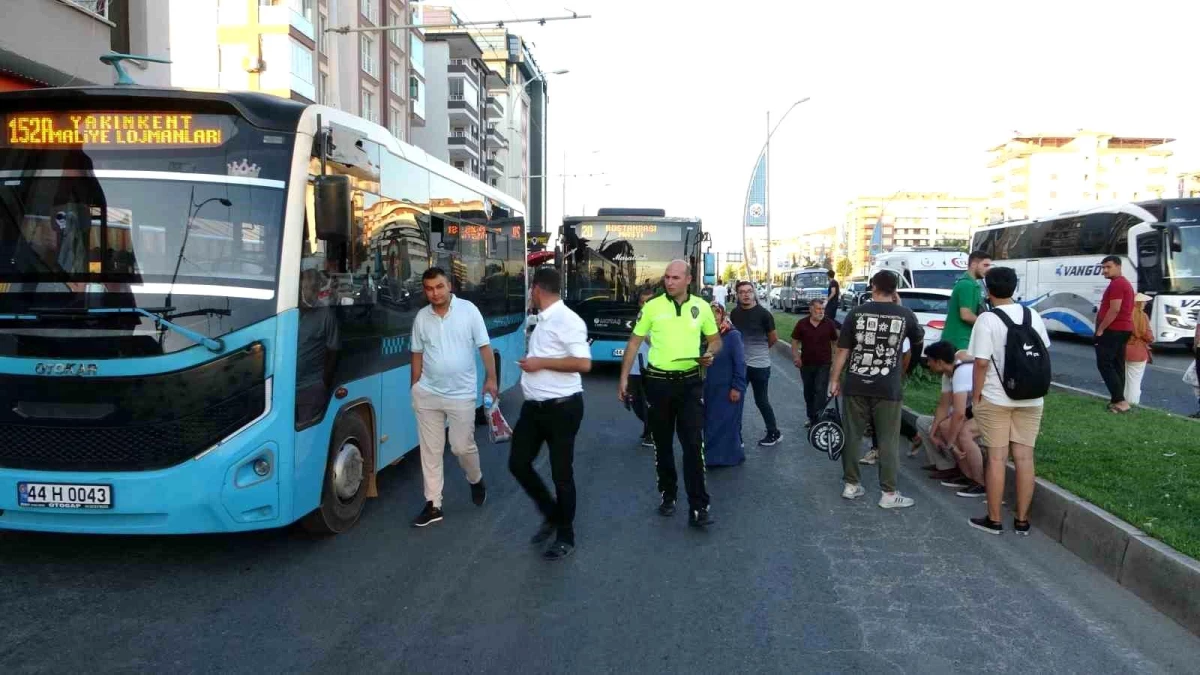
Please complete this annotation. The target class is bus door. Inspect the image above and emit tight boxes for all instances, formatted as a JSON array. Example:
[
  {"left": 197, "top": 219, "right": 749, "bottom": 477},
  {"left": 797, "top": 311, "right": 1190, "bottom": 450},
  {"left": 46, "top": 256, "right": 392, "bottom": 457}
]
[{"left": 1131, "top": 224, "right": 1165, "bottom": 332}]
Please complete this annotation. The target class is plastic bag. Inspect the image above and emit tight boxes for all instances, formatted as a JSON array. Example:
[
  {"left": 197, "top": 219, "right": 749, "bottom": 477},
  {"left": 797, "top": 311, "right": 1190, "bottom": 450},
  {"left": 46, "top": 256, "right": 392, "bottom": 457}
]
[
  {"left": 486, "top": 399, "right": 513, "bottom": 443},
  {"left": 1184, "top": 359, "right": 1198, "bottom": 388}
]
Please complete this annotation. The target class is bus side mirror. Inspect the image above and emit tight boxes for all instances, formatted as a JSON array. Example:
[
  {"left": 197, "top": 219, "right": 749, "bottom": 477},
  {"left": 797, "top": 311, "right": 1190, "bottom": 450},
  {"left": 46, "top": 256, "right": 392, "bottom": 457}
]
[{"left": 314, "top": 175, "right": 351, "bottom": 241}]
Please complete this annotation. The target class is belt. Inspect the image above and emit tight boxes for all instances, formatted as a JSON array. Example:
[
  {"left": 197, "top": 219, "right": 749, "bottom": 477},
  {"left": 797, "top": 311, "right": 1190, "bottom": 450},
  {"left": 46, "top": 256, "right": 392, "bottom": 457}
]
[
  {"left": 643, "top": 365, "right": 700, "bottom": 381},
  {"left": 524, "top": 392, "right": 583, "bottom": 408}
]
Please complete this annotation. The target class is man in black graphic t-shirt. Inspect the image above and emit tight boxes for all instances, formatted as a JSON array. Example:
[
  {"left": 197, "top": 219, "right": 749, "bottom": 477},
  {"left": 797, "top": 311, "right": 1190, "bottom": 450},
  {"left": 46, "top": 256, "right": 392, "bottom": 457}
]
[{"left": 829, "top": 271, "right": 923, "bottom": 508}]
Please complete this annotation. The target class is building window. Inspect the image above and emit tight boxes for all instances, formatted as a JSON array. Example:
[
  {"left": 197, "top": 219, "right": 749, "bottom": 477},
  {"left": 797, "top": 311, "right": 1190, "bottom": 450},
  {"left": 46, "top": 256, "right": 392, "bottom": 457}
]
[
  {"left": 361, "top": 88, "right": 377, "bottom": 122},
  {"left": 453, "top": 161, "right": 465, "bottom": 171},
  {"left": 360, "top": 34, "right": 377, "bottom": 77},
  {"left": 360, "top": 0, "right": 378, "bottom": 23},
  {"left": 318, "top": 13, "right": 328, "bottom": 53},
  {"left": 388, "top": 8, "right": 402, "bottom": 46},
  {"left": 318, "top": 72, "right": 328, "bottom": 104},
  {"left": 291, "top": 38, "right": 314, "bottom": 85},
  {"left": 389, "top": 58, "right": 402, "bottom": 95},
  {"left": 66, "top": 1, "right": 108, "bottom": 19},
  {"left": 389, "top": 106, "right": 403, "bottom": 139},
  {"left": 409, "top": 76, "right": 420, "bottom": 100},
  {"left": 286, "top": 0, "right": 314, "bottom": 21}
]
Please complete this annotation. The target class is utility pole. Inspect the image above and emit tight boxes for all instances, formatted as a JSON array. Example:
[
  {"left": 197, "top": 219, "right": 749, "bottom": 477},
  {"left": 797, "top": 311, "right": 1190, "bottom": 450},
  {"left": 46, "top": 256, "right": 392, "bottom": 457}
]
[{"left": 765, "top": 110, "right": 771, "bottom": 289}]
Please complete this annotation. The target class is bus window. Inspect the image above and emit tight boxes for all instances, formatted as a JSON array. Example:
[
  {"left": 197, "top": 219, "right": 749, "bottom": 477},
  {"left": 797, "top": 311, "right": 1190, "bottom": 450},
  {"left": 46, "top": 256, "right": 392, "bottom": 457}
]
[{"left": 1135, "top": 231, "right": 1163, "bottom": 294}]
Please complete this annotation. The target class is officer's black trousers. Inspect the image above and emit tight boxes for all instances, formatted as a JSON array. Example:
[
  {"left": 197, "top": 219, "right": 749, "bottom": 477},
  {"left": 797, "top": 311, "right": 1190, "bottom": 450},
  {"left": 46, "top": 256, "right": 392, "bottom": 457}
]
[{"left": 645, "top": 372, "right": 709, "bottom": 510}]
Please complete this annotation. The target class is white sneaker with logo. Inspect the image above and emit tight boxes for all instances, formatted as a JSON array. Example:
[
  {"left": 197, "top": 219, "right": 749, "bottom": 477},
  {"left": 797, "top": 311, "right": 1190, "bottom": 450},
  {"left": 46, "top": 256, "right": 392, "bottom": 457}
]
[
  {"left": 842, "top": 483, "right": 866, "bottom": 500},
  {"left": 859, "top": 448, "right": 879, "bottom": 465},
  {"left": 878, "top": 492, "right": 915, "bottom": 509}
]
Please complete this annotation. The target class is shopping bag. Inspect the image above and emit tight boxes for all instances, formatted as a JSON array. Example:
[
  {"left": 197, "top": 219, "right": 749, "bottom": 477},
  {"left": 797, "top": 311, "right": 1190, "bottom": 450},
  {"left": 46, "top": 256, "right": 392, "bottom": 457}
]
[
  {"left": 487, "top": 400, "right": 513, "bottom": 443},
  {"left": 808, "top": 397, "right": 846, "bottom": 462}
]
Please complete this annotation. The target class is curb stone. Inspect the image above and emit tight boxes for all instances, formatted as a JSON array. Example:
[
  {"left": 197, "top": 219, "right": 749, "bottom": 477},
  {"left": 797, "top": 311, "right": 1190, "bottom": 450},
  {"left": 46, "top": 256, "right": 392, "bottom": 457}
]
[{"left": 899, "top": 404, "right": 1200, "bottom": 637}]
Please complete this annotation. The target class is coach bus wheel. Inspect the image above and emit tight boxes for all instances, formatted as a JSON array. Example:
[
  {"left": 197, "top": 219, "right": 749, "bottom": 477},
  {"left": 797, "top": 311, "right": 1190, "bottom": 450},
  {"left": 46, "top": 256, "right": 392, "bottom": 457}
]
[{"left": 302, "top": 412, "right": 372, "bottom": 535}]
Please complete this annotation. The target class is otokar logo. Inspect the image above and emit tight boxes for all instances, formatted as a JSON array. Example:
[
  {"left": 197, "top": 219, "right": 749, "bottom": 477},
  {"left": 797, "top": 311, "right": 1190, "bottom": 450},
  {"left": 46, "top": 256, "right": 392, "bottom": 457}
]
[
  {"left": 34, "top": 362, "right": 98, "bottom": 377},
  {"left": 1055, "top": 263, "right": 1103, "bottom": 277}
]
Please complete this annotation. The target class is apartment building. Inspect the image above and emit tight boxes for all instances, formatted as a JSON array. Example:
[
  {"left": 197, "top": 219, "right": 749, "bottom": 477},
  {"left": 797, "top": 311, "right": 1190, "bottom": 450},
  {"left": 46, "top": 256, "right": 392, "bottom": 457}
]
[
  {"left": 0, "top": 0, "right": 170, "bottom": 90},
  {"left": 169, "top": 0, "right": 421, "bottom": 143},
  {"left": 409, "top": 25, "right": 490, "bottom": 182},
  {"left": 1178, "top": 171, "right": 1200, "bottom": 198},
  {"left": 987, "top": 131, "right": 1174, "bottom": 223},
  {"left": 844, "top": 193, "right": 987, "bottom": 276}
]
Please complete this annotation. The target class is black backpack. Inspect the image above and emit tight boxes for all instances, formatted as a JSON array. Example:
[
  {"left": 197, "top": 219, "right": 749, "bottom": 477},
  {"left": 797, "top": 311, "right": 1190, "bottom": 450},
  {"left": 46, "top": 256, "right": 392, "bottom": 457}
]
[{"left": 990, "top": 306, "right": 1051, "bottom": 400}]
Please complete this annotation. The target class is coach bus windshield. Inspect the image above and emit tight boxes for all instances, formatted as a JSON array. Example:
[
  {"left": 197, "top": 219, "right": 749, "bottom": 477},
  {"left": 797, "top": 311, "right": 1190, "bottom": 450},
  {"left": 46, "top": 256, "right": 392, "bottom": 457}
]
[
  {"left": 0, "top": 110, "right": 291, "bottom": 357},
  {"left": 562, "top": 222, "right": 692, "bottom": 305}
]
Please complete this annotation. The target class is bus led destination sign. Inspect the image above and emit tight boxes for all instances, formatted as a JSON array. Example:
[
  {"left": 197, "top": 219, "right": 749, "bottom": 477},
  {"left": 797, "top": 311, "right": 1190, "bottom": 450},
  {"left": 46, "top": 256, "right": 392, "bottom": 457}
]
[
  {"left": 577, "top": 222, "right": 682, "bottom": 241},
  {"left": 4, "top": 112, "right": 228, "bottom": 149}
]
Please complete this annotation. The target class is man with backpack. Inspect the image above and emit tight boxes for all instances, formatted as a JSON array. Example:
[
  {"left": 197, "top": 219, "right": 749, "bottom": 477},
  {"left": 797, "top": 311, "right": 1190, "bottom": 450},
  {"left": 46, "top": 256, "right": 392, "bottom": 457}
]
[{"left": 967, "top": 266, "right": 1052, "bottom": 535}]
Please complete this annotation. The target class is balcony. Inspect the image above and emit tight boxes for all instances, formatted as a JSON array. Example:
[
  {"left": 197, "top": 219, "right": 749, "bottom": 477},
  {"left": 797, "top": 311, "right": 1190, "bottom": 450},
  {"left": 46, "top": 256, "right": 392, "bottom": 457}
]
[
  {"left": 258, "top": 3, "right": 316, "bottom": 41},
  {"left": 486, "top": 96, "right": 504, "bottom": 119},
  {"left": 486, "top": 158, "right": 504, "bottom": 179},
  {"left": 448, "top": 136, "right": 480, "bottom": 161},
  {"left": 448, "top": 96, "right": 479, "bottom": 123},
  {"left": 448, "top": 62, "right": 479, "bottom": 88},
  {"left": 486, "top": 125, "right": 508, "bottom": 149}
]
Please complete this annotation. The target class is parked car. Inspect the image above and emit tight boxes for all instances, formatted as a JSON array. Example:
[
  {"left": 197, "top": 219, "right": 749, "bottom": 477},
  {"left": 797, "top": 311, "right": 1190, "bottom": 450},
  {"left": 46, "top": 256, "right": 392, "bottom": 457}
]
[
  {"left": 896, "top": 288, "right": 952, "bottom": 351},
  {"left": 768, "top": 286, "right": 783, "bottom": 310},
  {"left": 841, "top": 279, "right": 869, "bottom": 310}
]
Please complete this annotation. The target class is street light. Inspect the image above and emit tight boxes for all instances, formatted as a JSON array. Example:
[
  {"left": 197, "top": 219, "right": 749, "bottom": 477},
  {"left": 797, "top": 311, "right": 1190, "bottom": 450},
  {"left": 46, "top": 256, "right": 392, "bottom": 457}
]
[
  {"left": 516, "top": 69, "right": 568, "bottom": 235},
  {"left": 743, "top": 96, "right": 811, "bottom": 292}
]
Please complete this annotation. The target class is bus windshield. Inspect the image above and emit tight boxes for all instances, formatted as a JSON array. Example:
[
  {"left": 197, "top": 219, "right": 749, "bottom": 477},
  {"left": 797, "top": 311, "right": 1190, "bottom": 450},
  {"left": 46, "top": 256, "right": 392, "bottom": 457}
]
[
  {"left": 0, "top": 110, "right": 292, "bottom": 357},
  {"left": 1166, "top": 224, "right": 1200, "bottom": 294},
  {"left": 562, "top": 222, "right": 695, "bottom": 304},
  {"left": 792, "top": 272, "right": 827, "bottom": 289}
]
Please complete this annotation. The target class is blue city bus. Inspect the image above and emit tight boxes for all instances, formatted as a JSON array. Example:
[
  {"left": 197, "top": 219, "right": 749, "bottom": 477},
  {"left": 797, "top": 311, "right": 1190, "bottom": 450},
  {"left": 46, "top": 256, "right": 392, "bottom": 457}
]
[
  {"left": 559, "top": 210, "right": 704, "bottom": 362},
  {"left": 0, "top": 86, "right": 526, "bottom": 535}
]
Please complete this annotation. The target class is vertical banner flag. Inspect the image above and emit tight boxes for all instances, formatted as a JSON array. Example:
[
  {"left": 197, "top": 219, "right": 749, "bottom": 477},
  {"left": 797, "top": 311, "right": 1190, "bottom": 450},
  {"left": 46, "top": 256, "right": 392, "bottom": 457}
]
[
  {"left": 745, "top": 152, "right": 767, "bottom": 227},
  {"left": 869, "top": 218, "right": 884, "bottom": 256}
]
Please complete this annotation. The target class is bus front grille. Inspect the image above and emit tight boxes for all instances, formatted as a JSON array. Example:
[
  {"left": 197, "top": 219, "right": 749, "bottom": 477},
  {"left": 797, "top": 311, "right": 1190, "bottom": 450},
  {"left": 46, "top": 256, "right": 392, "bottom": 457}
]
[{"left": 0, "top": 343, "right": 267, "bottom": 472}]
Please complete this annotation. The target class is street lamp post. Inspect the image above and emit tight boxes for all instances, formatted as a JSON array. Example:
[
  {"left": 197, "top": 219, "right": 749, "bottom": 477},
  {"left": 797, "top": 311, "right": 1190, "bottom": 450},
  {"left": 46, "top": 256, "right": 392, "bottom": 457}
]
[
  {"left": 518, "top": 69, "right": 568, "bottom": 235},
  {"left": 743, "top": 97, "right": 810, "bottom": 295}
]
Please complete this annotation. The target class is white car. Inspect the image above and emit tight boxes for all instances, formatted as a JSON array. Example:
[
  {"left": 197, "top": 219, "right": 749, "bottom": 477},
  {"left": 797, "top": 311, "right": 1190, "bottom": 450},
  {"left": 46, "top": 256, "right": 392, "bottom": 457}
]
[
  {"left": 768, "top": 286, "right": 783, "bottom": 309},
  {"left": 896, "top": 288, "right": 952, "bottom": 349}
]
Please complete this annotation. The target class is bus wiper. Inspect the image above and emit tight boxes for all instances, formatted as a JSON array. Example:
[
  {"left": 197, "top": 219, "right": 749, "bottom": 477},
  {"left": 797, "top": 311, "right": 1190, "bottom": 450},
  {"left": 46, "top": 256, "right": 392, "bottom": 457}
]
[{"left": 87, "top": 307, "right": 225, "bottom": 353}]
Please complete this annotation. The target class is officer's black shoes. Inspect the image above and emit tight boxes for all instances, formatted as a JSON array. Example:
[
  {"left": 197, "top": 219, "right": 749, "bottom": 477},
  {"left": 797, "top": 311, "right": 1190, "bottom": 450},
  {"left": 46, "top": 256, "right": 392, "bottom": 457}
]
[
  {"left": 758, "top": 431, "right": 782, "bottom": 447},
  {"left": 412, "top": 501, "right": 444, "bottom": 528},
  {"left": 542, "top": 540, "right": 575, "bottom": 561},
  {"left": 530, "top": 520, "right": 556, "bottom": 544},
  {"left": 688, "top": 507, "right": 714, "bottom": 528},
  {"left": 658, "top": 494, "right": 677, "bottom": 517}
]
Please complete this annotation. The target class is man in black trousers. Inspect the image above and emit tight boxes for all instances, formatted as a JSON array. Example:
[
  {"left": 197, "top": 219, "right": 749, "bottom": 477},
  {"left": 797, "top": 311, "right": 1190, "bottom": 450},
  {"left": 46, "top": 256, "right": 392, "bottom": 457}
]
[{"left": 509, "top": 268, "right": 593, "bottom": 561}]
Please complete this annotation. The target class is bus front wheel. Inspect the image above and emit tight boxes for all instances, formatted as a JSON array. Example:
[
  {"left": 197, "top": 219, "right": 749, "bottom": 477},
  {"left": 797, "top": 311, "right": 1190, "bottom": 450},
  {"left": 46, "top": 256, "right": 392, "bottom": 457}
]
[{"left": 302, "top": 411, "right": 373, "bottom": 535}]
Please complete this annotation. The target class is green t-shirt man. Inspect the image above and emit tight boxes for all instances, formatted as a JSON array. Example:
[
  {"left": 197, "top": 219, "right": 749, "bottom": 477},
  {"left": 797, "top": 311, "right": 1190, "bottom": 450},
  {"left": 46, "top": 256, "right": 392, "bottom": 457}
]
[
  {"left": 942, "top": 272, "right": 983, "bottom": 349},
  {"left": 633, "top": 293, "right": 719, "bottom": 371}
]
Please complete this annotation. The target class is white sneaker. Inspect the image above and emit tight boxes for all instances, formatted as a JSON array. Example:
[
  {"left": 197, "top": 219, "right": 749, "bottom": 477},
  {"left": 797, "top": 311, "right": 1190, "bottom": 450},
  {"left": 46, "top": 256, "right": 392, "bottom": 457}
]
[
  {"left": 842, "top": 483, "right": 866, "bottom": 500},
  {"left": 859, "top": 448, "right": 878, "bottom": 465},
  {"left": 878, "top": 492, "right": 915, "bottom": 509}
]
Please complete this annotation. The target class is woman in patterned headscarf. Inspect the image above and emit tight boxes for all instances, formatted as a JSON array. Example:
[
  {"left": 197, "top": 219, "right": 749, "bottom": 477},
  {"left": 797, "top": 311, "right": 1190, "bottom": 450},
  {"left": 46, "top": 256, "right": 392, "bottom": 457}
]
[{"left": 704, "top": 301, "right": 747, "bottom": 467}]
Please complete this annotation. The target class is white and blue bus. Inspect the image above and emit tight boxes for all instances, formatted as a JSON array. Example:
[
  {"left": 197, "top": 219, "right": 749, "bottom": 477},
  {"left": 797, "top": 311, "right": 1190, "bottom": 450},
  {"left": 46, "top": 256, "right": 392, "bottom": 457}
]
[
  {"left": 559, "top": 210, "right": 704, "bottom": 362},
  {"left": 0, "top": 86, "right": 526, "bottom": 535},
  {"left": 971, "top": 199, "right": 1200, "bottom": 345}
]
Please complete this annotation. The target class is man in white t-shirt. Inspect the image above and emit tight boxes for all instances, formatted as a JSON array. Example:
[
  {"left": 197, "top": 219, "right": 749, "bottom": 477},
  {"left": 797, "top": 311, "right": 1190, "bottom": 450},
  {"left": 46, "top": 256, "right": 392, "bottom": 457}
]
[
  {"left": 712, "top": 279, "right": 729, "bottom": 308},
  {"left": 967, "top": 266, "right": 1051, "bottom": 536},
  {"left": 924, "top": 340, "right": 985, "bottom": 498}
]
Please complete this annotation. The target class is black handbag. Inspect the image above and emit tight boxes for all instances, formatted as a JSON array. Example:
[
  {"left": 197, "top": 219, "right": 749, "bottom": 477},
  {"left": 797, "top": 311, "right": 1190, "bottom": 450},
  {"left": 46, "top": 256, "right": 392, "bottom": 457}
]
[{"left": 808, "top": 397, "right": 846, "bottom": 462}]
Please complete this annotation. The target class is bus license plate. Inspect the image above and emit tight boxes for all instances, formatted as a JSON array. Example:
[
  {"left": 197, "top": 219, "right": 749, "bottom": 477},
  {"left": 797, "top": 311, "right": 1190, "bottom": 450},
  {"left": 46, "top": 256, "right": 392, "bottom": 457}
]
[
  {"left": 18, "top": 482, "right": 112, "bottom": 509},
  {"left": 612, "top": 349, "right": 625, "bottom": 357}
]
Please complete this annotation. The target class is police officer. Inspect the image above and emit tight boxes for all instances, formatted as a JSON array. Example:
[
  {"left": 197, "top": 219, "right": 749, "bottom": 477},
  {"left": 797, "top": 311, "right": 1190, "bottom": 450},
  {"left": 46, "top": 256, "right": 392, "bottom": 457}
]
[{"left": 619, "top": 259, "right": 722, "bottom": 528}]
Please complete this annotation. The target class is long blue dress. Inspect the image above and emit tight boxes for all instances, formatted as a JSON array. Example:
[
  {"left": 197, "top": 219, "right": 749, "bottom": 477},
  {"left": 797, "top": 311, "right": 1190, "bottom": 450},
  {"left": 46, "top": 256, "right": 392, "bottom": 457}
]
[{"left": 704, "top": 328, "right": 748, "bottom": 466}]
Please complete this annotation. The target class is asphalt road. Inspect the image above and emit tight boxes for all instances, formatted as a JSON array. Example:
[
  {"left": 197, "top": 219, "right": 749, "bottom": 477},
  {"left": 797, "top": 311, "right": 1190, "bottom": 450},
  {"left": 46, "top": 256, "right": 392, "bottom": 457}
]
[
  {"left": 1045, "top": 333, "right": 1197, "bottom": 415},
  {"left": 3, "top": 347, "right": 1200, "bottom": 674}
]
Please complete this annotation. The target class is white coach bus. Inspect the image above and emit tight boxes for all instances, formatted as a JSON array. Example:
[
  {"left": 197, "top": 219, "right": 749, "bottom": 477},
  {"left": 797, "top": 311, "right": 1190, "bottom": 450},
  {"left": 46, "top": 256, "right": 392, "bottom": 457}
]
[{"left": 971, "top": 200, "right": 1200, "bottom": 345}]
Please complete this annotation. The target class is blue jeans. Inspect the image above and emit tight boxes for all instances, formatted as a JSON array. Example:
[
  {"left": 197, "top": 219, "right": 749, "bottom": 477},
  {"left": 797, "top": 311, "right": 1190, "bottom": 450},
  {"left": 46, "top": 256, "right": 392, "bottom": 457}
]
[{"left": 745, "top": 366, "right": 779, "bottom": 436}]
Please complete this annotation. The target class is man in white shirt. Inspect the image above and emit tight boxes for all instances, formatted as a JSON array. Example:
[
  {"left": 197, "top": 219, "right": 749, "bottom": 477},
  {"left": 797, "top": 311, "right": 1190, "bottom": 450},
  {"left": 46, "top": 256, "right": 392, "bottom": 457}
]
[
  {"left": 924, "top": 340, "right": 985, "bottom": 498},
  {"left": 627, "top": 288, "right": 655, "bottom": 448},
  {"left": 967, "top": 266, "right": 1051, "bottom": 536},
  {"left": 712, "top": 279, "right": 729, "bottom": 308},
  {"left": 409, "top": 268, "right": 498, "bottom": 528},
  {"left": 510, "top": 267, "right": 592, "bottom": 561}
]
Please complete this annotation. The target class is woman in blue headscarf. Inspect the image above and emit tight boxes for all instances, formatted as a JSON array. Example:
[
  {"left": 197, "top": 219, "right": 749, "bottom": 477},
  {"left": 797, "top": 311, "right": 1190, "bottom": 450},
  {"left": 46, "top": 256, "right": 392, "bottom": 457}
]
[{"left": 704, "top": 300, "right": 747, "bottom": 467}]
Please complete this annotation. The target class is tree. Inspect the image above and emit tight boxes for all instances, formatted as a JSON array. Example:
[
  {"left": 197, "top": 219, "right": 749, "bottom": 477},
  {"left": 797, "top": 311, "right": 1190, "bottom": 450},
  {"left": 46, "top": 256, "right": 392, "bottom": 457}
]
[
  {"left": 721, "top": 263, "right": 740, "bottom": 283},
  {"left": 835, "top": 258, "right": 853, "bottom": 279},
  {"left": 940, "top": 238, "right": 969, "bottom": 251}
]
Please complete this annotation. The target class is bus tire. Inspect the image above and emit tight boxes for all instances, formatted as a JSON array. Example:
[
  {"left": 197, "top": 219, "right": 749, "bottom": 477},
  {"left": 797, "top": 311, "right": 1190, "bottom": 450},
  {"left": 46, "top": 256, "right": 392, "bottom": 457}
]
[{"left": 301, "top": 410, "right": 373, "bottom": 535}]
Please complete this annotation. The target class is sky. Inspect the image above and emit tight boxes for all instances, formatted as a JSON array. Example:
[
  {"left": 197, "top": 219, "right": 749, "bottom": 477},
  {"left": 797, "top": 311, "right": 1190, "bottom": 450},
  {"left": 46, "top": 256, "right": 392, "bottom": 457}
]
[{"left": 446, "top": 0, "right": 1200, "bottom": 261}]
